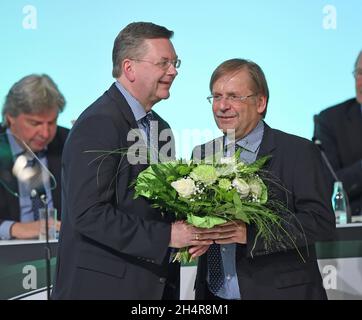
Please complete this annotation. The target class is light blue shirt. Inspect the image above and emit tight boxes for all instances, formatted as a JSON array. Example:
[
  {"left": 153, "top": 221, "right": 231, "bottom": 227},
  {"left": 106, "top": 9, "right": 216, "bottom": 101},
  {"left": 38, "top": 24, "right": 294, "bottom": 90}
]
[
  {"left": 115, "top": 81, "right": 159, "bottom": 163},
  {"left": 0, "top": 129, "right": 54, "bottom": 240},
  {"left": 115, "top": 81, "right": 152, "bottom": 141},
  {"left": 209, "top": 120, "right": 264, "bottom": 300}
]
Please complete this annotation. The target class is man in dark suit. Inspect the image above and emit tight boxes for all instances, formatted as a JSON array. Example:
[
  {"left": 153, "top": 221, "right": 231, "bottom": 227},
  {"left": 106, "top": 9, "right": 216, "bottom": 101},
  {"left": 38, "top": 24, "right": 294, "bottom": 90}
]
[
  {"left": 314, "top": 50, "right": 362, "bottom": 217},
  {"left": 191, "top": 59, "right": 335, "bottom": 300},
  {"left": 52, "top": 22, "right": 211, "bottom": 300},
  {"left": 0, "top": 74, "right": 68, "bottom": 240}
]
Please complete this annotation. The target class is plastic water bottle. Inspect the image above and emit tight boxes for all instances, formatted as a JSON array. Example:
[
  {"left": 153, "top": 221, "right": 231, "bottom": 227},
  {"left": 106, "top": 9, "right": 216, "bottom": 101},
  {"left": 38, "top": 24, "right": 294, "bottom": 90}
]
[{"left": 332, "top": 181, "right": 347, "bottom": 224}]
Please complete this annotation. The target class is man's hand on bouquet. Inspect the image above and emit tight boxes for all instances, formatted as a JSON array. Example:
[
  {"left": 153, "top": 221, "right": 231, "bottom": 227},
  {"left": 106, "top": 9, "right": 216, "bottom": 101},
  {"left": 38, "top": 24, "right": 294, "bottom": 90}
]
[
  {"left": 214, "top": 221, "right": 247, "bottom": 244},
  {"left": 191, "top": 221, "right": 247, "bottom": 244},
  {"left": 169, "top": 221, "right": 213, "bottom": 248},
  {"left": 188, "top": 245, "right": 210, "bottom": 259}
]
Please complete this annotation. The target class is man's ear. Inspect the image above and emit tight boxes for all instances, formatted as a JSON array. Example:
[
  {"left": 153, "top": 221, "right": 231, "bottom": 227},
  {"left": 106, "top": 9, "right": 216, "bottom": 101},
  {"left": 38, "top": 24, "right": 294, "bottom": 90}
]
[
  {"left": 256, "top": 95, "right": 267, "bottom": 115},
  {"left": 122, "top": 59, "right": 136, "bottom": 82},
  {"left": 6, "top": 115, "right": 15, "bottom": 127}
]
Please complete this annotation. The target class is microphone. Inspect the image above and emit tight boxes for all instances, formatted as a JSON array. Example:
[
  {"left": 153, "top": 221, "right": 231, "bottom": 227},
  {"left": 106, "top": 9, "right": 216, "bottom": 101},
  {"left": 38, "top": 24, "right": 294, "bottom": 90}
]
[
  {"left": 40, "top": 193, "right": 47, "bottom": 204},
  {"left": 30, "top": 189, "right": 36, "bottom": 198},
  {"left": 30, "top": 188, "right": 47, "bottom": 205}
]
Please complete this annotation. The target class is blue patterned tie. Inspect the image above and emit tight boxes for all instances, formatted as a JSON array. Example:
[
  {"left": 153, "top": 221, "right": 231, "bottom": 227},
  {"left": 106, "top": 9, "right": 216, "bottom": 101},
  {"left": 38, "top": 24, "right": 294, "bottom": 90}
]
[
  {"left": 30, "top": 190, "right": 45, "bottom": 221},
  {"left": 140, "top": 113, "right": 154, "bottom": 147},
  {"left": 206, "top": 141, "right": 235, "bottom": 294},
  {"left": 207, "top": 243, "right": 224, "bottom": 294}
]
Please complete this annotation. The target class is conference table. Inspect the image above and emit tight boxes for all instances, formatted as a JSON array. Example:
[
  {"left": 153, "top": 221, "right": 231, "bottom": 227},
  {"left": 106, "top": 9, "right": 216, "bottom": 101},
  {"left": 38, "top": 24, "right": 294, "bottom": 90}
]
[
  {"left": 316, "top": 222, "right": 362, "bottom": 300},
  {"left": 1, "top": 223, "right": 361, "bottom": 300},
  {"left": 0, "top": 239, "right": 58, "bottom": 300}
]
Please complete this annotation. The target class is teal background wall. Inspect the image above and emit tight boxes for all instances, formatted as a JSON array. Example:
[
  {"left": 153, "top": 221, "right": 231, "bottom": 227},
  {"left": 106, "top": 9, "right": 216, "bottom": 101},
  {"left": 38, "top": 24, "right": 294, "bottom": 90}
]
[{"left": 1, "top": 0, "right": 361, "bottom": 157}]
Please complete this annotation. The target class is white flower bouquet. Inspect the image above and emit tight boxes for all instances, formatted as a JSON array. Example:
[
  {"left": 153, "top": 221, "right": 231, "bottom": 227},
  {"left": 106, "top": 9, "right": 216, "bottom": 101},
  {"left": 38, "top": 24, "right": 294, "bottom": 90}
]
[{"left": 133, "top": 151, "right": 300, "bottom": 263}]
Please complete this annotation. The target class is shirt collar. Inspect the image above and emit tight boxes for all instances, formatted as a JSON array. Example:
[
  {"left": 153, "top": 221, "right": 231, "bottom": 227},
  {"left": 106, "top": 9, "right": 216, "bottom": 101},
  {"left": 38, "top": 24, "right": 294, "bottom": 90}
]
[
  {"left": 6, "top": 128, "right": 25, "bottom": 157},
  {"left": 6, "top": 128, "right": 47, "bottom": 159},
  {"left": 224, "top": 120, "right": 264, "bottom": 153},
  {"left": 115, "top": 81, "right": 151, "bottom": 121}
]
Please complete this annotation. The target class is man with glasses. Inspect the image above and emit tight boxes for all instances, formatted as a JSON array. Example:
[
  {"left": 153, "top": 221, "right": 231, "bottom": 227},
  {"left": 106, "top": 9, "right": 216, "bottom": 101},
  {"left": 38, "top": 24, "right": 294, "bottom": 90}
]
[
  {"left": 191, "top": 58, "right": 335, "bottom": 300},
  {"left": 314, "top": 50, "right": 362, "bottom": 219},
  {"left": 52, "top": 22, "right": 211, "bottom": 300}
]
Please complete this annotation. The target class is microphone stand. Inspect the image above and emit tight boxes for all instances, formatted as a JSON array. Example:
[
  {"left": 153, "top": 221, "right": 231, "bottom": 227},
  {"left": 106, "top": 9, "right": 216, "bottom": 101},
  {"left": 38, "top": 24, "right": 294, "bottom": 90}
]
[
  {"left": 313, "top": 139, "right": 339, "bottom": 181},
  {"left": 40, "top": 193, "right": 52, "bottom": 300},
  {"left": 313, "top": 139, "right": 352, "bottom": 223}
]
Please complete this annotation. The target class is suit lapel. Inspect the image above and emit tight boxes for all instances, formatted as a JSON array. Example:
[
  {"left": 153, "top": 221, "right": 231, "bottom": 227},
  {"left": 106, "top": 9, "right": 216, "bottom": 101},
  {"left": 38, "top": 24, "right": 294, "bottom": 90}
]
[
  {"left": 105, "top": 84, "right": 174, "bottom": 173},
  {"left": 105, "top": 84, "right": 146, "bottom": 173},
  {"left": 0, "top": 130, "right": 19, "bottom": 197},
  {"left": 257, "top": 122, "right": 276, "bottom": 170},
  {"left": 47, "top": 135, "right": 62, "bottom": 213},
  {"left": 0, "top": 129, "right": 21, "bottom": 220},
  {"left": 106, "top": 83, "right": 139, "bottom": 130}
]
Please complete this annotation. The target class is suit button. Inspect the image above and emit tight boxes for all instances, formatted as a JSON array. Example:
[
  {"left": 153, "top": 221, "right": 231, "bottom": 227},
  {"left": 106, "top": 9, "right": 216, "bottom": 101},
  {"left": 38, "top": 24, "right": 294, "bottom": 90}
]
[{"left": 159, "top": 277, "right": 166, "bottom": 284}]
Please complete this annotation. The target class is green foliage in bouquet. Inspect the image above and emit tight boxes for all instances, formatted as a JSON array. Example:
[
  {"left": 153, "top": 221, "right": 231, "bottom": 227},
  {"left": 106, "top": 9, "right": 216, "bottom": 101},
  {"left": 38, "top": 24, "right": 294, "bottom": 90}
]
[{"left": 133, "top": 151, "right": 302, "bottom": 263}]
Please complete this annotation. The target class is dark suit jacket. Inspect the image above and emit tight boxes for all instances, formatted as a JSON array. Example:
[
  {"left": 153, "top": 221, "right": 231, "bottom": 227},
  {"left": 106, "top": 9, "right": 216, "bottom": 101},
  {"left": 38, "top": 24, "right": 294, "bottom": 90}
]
[
  {"left": 194, "top": 123, "right": 336, "bottom": 300},
  {"left": 52, "top": 83, "right": 179, "bottom": 300},
  {"left": 314, "top": 98, "right": 362, "bottom": 216},
  {"left": 0, "top": 125, "right": 69, "bottom": 225}
]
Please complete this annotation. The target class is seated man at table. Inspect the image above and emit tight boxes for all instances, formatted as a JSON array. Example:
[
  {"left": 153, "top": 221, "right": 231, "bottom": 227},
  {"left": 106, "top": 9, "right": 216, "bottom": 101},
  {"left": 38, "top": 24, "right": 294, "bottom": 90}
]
[
  {"left": 0, "top": 74, "right": 69, "bottom": 240},
  {"left": 314, "top": 50, "right": 362, "bottom": 219}
]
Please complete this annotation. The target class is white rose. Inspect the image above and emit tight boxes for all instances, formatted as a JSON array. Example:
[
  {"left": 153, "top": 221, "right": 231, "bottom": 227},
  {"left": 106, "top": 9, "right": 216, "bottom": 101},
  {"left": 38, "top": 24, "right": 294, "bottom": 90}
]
[
  {"left": 249, "top": 179, "right": 262, "bottom": 199},
  {"left": 171, "top": 178, "right": 197, "bottom": 198},
  {"left": 232, "top": 178, "right": 250, "bottom": 198}
]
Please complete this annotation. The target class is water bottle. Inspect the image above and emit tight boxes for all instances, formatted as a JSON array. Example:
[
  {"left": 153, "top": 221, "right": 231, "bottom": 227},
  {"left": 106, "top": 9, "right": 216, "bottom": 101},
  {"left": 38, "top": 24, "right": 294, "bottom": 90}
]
[{"left": 332, "top": 181, "right": 347, "bottom": 224}]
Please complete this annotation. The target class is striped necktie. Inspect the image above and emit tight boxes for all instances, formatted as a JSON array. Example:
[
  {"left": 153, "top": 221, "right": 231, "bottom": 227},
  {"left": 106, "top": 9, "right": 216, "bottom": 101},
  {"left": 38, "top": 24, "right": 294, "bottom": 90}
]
[{"left": 140, "top": 113, "right": 154, "bottom": 147}]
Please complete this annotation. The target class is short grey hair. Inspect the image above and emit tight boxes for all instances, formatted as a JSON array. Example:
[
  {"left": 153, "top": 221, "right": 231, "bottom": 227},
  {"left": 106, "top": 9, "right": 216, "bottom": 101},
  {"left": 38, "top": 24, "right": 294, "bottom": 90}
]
[
  {"left": 210, "top": 58, "right": 269, "bottom": 118},
  {"left": 112, "top": 22, "right": 174, "bottom": 78},
  {"left": 2, "top": 74, "right": 65, "bottom": 127}
]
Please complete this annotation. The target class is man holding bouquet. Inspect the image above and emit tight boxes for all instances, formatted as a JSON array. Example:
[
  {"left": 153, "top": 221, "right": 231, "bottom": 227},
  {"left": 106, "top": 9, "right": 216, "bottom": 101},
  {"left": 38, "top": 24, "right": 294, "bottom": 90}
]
[
  {"left": 52, "top": 22, "right": 211, "bottom": 300},
  {"left": 192, "top": 59, "right": 336, "bottom": 300}
]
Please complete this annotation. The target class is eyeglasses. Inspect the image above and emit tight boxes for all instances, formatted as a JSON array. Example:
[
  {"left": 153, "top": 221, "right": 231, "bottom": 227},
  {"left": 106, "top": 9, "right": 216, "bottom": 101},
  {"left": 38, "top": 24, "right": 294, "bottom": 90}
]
[
  {"left": 207, "top": 94, "right": 256, "bottom": 104},
  {"left": 353, "top": 69, "right": 362, "bottom": 78},
  {"left": 131, "top": 58, "right": 181, "bottom": 70}
]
